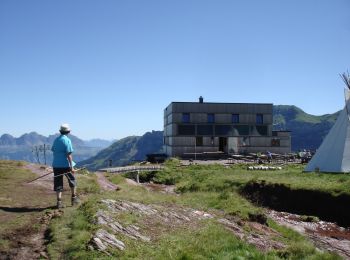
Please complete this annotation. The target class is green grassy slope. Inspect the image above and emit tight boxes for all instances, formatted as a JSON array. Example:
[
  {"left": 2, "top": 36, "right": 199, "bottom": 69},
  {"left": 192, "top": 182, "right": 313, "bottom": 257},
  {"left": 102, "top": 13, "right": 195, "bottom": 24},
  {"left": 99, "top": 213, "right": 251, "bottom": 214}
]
[{"left": 48, "top": 160, "right": 344, "bottom": 259}]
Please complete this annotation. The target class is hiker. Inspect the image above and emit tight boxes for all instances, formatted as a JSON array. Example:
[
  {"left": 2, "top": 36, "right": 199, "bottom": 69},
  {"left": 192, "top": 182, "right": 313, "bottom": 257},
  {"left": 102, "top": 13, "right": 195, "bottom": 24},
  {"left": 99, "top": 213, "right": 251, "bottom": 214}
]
[
  {"left": 256, "top": 152, "right": 263, "bottom": 164},
  {"left": 267, "top": 151, "right": 272, "bottom": 163},
  {"left": 51, "top": 124, "right": 79, "bottom": 209}
]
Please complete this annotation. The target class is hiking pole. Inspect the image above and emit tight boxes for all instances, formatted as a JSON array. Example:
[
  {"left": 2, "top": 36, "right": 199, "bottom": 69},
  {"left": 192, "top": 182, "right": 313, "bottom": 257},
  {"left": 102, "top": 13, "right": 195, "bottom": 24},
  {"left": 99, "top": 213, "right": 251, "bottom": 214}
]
[
  {"left": 27, "top": 167, "right": 86, "bottom": 183},
  {"left": 53, "top": 167, "right": 86, "bottom": 179}
]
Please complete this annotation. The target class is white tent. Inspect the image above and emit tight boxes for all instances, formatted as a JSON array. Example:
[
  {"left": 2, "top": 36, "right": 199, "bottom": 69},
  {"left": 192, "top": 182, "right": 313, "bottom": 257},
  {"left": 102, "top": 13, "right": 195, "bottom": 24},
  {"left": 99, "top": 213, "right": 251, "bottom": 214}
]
[{"left": 305, "top": 73, "right": 350, "bottom": 173}]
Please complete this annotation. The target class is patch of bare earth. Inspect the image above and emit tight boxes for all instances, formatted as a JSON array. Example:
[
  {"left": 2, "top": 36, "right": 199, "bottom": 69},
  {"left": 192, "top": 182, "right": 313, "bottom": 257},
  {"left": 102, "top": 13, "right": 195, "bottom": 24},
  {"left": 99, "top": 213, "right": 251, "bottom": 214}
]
[
  {"left": 142, "top": 182, "right": 176, "bottom": 194},
  {"left": 96, "top": 172, "right": 120, "bottom": 191},
  {"left": 0, "top": 210, "right": 62, "bottom": 260},
  {"left": 268, "top": 210, "right": 350, "bottom": 258},
  {"left": 90, "top": 199, "right": 285, "bottom": 255},
  {"left": 0, "top": 164, "right": 57, "bottom": 260}
]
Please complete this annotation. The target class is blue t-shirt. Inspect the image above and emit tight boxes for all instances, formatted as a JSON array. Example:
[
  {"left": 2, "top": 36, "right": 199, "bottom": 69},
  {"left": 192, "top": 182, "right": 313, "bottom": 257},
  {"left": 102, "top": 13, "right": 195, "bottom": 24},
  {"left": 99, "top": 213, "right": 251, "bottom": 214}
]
[{"left": 51, "top": 135, "right": 75, "bottom": 168}]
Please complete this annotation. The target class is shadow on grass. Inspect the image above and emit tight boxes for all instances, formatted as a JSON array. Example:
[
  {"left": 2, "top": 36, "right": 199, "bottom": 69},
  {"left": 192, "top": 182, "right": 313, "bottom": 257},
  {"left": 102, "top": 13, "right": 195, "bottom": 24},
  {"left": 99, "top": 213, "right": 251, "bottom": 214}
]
[{"left": 0, "top": 206, "right": 55, "bottom": 213}]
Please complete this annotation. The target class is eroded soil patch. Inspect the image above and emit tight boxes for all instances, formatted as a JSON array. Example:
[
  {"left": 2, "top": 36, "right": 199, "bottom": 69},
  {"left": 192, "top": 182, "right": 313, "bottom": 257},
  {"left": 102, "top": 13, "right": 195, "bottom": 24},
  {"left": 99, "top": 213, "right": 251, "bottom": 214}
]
[{"left": 0, "top": 210, "right": 62, "bottom": 260}]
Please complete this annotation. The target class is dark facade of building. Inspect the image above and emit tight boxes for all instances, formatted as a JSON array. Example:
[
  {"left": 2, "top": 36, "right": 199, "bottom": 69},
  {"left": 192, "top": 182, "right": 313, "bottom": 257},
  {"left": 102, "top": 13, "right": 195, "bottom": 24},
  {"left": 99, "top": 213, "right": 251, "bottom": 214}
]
[{"left": 163, "top": 98, "right": 291, "bottom": 158}]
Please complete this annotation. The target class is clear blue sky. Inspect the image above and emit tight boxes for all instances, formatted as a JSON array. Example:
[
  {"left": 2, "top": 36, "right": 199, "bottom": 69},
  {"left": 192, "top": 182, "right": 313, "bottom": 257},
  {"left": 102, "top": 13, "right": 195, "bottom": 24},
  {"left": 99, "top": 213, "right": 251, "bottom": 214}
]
[{"left": 1, "top": 0, "right": 349, "bottom": 140}]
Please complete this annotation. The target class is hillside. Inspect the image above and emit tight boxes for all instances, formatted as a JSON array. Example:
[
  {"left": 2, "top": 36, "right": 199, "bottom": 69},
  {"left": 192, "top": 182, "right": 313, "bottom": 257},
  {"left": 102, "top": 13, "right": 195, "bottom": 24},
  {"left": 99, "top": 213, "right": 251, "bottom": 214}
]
[
  {"left": 273, "top": 105, "right": 339, "bottom": 151},
  {"left": 78, "top": 131, "right": 163, "bottom": 170}
]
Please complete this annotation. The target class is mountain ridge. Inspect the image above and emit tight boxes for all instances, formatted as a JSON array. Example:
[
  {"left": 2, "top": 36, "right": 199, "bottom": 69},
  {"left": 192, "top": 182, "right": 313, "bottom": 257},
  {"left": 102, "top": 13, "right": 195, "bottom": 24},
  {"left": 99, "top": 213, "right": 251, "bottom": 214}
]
[
  {"left": 0, "top": 132, "right": 112, "bottom": 148},
  {"left": 0, "top": 132, "right": 113, "bottom": 163}
]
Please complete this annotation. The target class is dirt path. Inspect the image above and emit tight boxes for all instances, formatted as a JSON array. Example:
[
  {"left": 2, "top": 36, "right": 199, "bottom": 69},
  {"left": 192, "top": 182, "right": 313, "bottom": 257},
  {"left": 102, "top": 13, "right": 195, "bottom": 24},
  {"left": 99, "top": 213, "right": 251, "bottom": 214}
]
[
  {"left": 0, "top": 163, "right": 59, "bottom": 260},
  {"left": 96, "top": 172, "right": 120, "bottom": 191}
]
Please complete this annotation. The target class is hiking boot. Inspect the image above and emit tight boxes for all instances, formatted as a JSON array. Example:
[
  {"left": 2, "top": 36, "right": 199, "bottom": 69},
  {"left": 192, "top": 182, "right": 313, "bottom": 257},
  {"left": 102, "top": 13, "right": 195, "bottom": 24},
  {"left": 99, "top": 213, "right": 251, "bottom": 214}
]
[
  {"left": 71, "top": 196, "right": 80, "bottom": 206},
  {"left": 56, "top": 200, "right": 64, "bottom": 209}
]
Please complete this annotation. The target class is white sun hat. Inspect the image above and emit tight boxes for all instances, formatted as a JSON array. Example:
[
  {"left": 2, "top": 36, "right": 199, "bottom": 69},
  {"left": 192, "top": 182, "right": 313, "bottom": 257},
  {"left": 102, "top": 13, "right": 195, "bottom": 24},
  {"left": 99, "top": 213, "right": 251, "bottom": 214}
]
[{"left": 60, "top": 123, "right": 71, "bottom": 132}]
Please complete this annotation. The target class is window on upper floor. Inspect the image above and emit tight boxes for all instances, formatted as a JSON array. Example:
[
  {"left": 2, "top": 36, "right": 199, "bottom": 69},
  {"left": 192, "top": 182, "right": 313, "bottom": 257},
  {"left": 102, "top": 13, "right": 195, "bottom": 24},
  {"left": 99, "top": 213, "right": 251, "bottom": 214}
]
[
  {"left": 232, "top": 114, "right": 239, "bottom": 123},
  {"left": 256, "top": 114, "right": 263, "bottom": 124},
  {"left": 207, "top": 113, "right": 215, "bottom": 123},
  {"left": 215, "top": 125, "right": 232, "bottom": 136},
  {"left": 197, "top": 125, "right": 214, "bottom": 135},
  {"left": 233, "top": 125, "right": 249, "bottom": 135},
  {"left": 182, "top": 113, "right": 190, "bottom": 123},
  {"left": 178, "top": 125, "right": 195, "bottom": 135}
]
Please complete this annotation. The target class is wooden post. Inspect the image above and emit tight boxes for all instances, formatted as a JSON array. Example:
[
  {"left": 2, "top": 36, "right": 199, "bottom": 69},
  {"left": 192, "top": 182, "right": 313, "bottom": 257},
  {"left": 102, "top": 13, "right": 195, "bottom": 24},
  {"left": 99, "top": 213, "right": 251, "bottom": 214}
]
[{"left": 43, "top": 144, "right": 46, "bottom": 165}]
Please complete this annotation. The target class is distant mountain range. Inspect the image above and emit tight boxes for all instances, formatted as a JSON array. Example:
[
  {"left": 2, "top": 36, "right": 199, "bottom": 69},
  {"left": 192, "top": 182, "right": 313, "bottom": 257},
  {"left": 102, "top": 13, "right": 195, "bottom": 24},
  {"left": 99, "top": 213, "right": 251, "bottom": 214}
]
[
  {"left": 0, "top": 132, "right": 114, "bottom": 164},
  {"left": 78, "top": 105, "right": 340, "bottom": 170}
]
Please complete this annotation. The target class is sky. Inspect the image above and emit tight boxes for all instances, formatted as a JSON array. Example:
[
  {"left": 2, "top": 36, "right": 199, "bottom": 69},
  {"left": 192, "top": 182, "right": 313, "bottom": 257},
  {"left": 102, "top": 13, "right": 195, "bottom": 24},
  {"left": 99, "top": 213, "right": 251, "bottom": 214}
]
[{"left": 1, "top": 0, "right": 349, "bottom": 140}]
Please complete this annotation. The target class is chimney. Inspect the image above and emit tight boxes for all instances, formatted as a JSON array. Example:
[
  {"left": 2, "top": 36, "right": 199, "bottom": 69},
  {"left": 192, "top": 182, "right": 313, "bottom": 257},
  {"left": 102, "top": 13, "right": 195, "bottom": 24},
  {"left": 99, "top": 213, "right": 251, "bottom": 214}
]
[{"left": 199, "top": 96, "right": 204, "bottom": 103}]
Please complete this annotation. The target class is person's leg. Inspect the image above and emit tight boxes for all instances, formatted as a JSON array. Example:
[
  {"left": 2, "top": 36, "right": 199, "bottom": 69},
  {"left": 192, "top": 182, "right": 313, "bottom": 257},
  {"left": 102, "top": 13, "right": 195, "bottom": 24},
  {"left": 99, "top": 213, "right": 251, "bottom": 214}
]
[
  {"left": 53, "top": 168, "right": 64, "bottom": 208},
  {"left": 65, "top": 171, "right": 79, "bottom": 206},
  {"left": 71, "top": 186, "right": 76, "bottom": 197}
]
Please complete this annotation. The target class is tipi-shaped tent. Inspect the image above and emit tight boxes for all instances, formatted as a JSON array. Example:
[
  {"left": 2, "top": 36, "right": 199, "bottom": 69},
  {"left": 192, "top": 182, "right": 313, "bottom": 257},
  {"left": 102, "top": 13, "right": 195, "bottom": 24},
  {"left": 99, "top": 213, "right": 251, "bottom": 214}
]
[{"left": 305, "top": 73, "right": 350, "bottom": 173}]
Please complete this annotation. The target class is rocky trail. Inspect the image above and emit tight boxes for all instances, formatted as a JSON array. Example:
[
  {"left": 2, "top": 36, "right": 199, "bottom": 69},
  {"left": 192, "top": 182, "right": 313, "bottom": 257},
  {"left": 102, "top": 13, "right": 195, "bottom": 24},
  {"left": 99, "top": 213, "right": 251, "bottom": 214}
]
[{"left": 90, "top": 199, "right": 285, "bottom": 255}]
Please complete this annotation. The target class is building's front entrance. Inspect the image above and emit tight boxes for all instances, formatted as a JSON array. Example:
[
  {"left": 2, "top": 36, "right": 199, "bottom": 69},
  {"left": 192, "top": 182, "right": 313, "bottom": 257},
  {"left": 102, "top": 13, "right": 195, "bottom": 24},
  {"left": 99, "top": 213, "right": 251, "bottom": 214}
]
[
  {"left": 219, "top": 137, "right": 227, "bottom": 153},
  {"left": 228, "top": 137, "right": 239, "bottom": 154}
]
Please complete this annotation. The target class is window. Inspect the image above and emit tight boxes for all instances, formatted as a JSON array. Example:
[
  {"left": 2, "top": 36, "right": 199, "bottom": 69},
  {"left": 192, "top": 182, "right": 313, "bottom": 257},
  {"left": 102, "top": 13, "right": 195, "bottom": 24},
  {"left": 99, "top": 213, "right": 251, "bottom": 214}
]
[
  {"left": 232, "top": 114, "right": 239, "bottom": 123},
  {"left": 215, "top": 125, "right": 232, "bottom": 136},
  {"left": 256, "top": 125, "right": 268, "bottom": 136},
  {"left": 256, "top": 114, "right": 263, "bottom": 124},
  {"left": 233, "top": 125, "right": 249, "bottom": 135},
  {"left": 207, "top": 113, "right": 215, "bottom": 123},
  {"left": 178, "top": 125, "right": 195, "bottom": 135},
  {"left": 196, "top": 137, "right": 203, "bottom": 146},
  {"left": 182, "top": 113, "right": 190, "bottom": 123},
  {"left": 197, "top": 125, "right": 214, "bottom": 135}
]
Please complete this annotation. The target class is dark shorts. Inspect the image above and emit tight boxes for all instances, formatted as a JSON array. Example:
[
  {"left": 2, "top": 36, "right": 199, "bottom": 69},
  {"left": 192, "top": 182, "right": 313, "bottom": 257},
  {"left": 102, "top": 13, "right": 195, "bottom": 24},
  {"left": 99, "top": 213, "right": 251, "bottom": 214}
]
[{"left": 53, "top": 167, "right": 77, "bottom": 192}]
